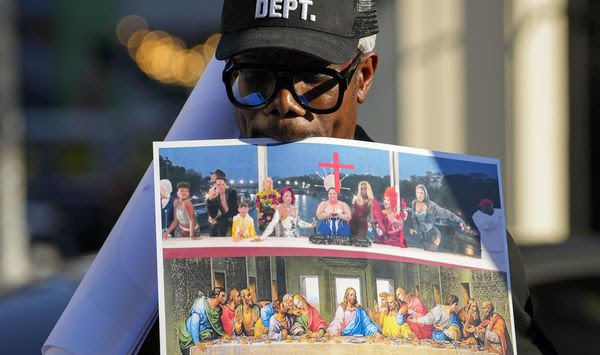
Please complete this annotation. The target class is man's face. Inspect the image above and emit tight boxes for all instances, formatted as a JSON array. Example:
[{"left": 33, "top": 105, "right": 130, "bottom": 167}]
[
  {"left": 216, "top": 179, "right": 226, "bottom": 193},
  {"left": 346, "top": 289, "right": 356, "bottom": 305},
  {"left": 243, "top": 291, "right": 253, "bottom": 305},
  {"left": 396, "top": 290, "right": 405, "bottom": 302},
  {"left": 386, "top": 298, "right": 398, "bottom": 312},
  {"left": 230, "top": 49, "right": 364, "bottom": 141},
  {"left": 482, "top": 302, "right": 492, "bottom": 319},
  {"left": 218, "top": 291, "right": 226, "bottom": 305}
]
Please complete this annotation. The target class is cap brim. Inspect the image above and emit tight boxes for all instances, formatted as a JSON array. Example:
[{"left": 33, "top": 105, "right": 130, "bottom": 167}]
[{"left": 216, "top": 27, "right": 359, "bottom": 64}]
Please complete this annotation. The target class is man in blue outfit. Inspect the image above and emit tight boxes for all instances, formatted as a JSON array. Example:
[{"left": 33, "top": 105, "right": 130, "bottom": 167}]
[{"left": 177, "top": 287, "right": 226, "bottom": 355}]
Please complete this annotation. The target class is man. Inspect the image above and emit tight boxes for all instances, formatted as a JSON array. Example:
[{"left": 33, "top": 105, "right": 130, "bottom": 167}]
[
  {"left": 234, "top": 288, "right": 262, "bottom": 337},
  {"left": 178, "top": 288, "right": 226, "bottom": 355},
  {"left": 212, "top": 0, "right": 553, "bottom": 352},
  {"left": 291, "top": 294, "right": 328, "bottom": 338},
  {"left": 380, "top": 294, "right": 415, "bottom": 339},
  {"left": 462, "top": 298, "right": 482, "bottom": 344},
  {"left": 268, "top": 299, "right": 296, "bottom": 341},
  {"left": 409, "top": 294, "right": 462, "bottom": 342},
  {"left": 206, "top": 171, "right": 238, "bottom": 236},
  {"left": 367, "top": 291, "right": 389, "bottom": 328},
  {"left": 476, "top": 301, "right": 513, "bottom": 355},
  {"left": 326, "top": 287, "right": 382, "bottom": 338},
  {"left": 259, "top": 299, "right": 280, "bottom": 331},
  {"left": 396, "top": 286, "right": 433, "bottom": 339},
  {"left": 221, "top": 288, "right": 241, "bottom": 336},
  {"left": 472, "top": 198, "right": 505, "bottom": 253}
]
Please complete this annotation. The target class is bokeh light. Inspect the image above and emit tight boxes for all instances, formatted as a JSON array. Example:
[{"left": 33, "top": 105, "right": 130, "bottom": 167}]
[{"left": 117, "top": 14, "right": 220, "bottom": 87}]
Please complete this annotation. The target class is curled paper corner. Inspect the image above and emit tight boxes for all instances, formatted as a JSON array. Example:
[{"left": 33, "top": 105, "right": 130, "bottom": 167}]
[{"left": 43, "top": 56, "right": 238, "bottom": 354}]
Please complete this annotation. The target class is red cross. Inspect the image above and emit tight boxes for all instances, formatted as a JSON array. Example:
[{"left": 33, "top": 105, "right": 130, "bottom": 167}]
[{"left": 318, "top": 152, "right": 354, "bottom": 193}]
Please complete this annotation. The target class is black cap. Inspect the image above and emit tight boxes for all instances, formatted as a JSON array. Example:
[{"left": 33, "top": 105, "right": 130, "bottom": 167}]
[{"left": 216, "top": 0, "right": 378, "bottom": 64}]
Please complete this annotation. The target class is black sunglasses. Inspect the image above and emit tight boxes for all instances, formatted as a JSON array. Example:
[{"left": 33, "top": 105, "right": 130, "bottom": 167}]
[{"left": 222, "top": 53, "right": 362, "bottom": 114}]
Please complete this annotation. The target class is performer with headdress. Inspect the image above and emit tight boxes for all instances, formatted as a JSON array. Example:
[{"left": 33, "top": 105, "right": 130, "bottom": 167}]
[
  {"left": 315, "top": 187, "right": 352, "bottom": 245},
  {"left": 255, "top": 177, "right": 280, "bottom": 232}
]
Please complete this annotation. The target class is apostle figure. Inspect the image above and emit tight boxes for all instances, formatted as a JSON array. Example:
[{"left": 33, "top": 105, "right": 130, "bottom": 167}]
[
  {"left": 268, "top": 300, "right": 296, "bottom": 341},
  {"left": 476, "top": 301, "right": 513, "bottom": 355},
  {"left": 380, "top": 295, "right": 415, "bottom": 339},
  {"left": 326, "top": 287, "right": 383, "bottom": 338},
  {"left": 234, "top": 288, "right": 262, "bottom": 337},
  {"left": 409, "top": 294, "right": 462, "bottom": 342},
  {"left": 396, "top": 287, "right": 433, "bottom": 339},
  {"left": 292, "top": 294, "right": 328, "bottom": 338},
  {"left": 367, "top": 291, "right": 390, "bottom": 328},
  {"left": 220, "top": 288, "right": 241, "bottom": 336},
  {"left": 462, "top": 298, "right": 482, "bottom": 344},
  {"left": 178, "top": 288, "right": 226, "bottom": 355},
  {"left": 259, "top": 299, "right": 280, "bottom": 331}
]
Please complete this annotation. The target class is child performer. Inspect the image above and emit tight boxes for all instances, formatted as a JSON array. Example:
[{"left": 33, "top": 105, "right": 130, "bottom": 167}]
[{"left": 231, "top": 201, "right": 257, "bottom": 241}]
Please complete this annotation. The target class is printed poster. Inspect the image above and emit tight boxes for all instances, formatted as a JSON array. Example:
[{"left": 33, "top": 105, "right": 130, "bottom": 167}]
[{"left": 154, "top": 138, "right": 517, "bottom": 354}]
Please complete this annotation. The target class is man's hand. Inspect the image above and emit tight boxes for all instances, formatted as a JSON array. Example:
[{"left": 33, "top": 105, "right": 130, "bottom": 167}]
[
  {"left": 410, "top": 229, "right": 417, "bottom": 235},
  {"left": 373, "top": 332, "right": 383, "bottom": 340}
]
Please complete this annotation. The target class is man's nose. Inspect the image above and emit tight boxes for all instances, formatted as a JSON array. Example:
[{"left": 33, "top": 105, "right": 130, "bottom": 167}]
[{"left": 264, "top": 87, "right": 306, "bottom": 118}]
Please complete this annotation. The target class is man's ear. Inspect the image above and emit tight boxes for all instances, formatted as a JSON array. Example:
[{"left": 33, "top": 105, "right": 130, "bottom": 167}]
[{"left": 356, "top": 52, "right": 379, "bottom": 104}]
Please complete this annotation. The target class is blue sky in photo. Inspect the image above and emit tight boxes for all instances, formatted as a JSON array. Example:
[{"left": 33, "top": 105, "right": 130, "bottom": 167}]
[
  {"left": 398, "top": 152, "right": 498, "bottom": 180},
  {"left": 267, "top": 143, "right": 390, "bottom": 177},
  {"left": 159, "top": 145, "right": 258, "bottom": 180}
]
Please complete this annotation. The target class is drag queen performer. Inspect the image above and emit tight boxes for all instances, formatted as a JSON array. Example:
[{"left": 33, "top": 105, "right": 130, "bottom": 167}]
[
  {"left": 255, "top": 177, "right": 280, "bottom": 232},
  {"left": 252, "top": 187, "right": 315, "bottom": 241},
  {"left": 409, "top": 184, "right": 466, "bottom": 251},
  {"left": 316, "top": 187, "right": 352, "bottom": 244},
  {"left": 350, "top": 181, "right": 383, "bottom": 242},
  {"left": 381, "top": 187, "right": 408, "bottom": 247}
]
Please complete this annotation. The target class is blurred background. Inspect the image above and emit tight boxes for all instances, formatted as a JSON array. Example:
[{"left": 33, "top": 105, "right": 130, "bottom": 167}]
[{"left": 0, "top": 0, "right": 598, "bottom": 353}]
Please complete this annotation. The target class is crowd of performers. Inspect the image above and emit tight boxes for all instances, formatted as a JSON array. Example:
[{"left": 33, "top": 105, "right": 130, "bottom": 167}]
[
  {"left": 161, "top": 170, "right": 474, "bottom": 251},
  {"left": 177, "top": 286, "right": 513, "bottom": 355}
]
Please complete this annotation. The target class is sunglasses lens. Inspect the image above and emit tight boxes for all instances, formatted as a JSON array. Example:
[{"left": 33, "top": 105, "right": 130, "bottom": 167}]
[
  {"left": 229, "top": 69, "right": 275, "bottom": 107},
  {"left": 293, "top": 72, "right": 340, "bottom": 111}
]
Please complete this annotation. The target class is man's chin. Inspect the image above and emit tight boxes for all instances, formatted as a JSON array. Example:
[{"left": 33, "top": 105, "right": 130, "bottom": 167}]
[{"left": 248, "top": 127, "right": 323, "bottom": 141}]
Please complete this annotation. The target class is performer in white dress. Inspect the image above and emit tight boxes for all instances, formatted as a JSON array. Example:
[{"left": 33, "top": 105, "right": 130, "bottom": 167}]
[{"left": 252, "top": 187, "right": 315, "bottom": 241}]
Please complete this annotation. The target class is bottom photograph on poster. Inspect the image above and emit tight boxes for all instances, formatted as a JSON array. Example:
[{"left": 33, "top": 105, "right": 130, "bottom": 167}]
[{"left": 160, "top": 254, "right": 515, "bottom": 355}]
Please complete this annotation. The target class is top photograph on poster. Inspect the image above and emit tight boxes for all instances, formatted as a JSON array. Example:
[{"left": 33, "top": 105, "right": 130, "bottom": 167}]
[{"left": 154, "top": 138, "right": 509, "bottom": 272}]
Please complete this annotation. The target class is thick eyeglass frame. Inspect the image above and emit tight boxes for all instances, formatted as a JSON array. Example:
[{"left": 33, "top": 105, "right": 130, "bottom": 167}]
[{"left": 222, "top": 52, "right": 363, "bottom": 114}]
